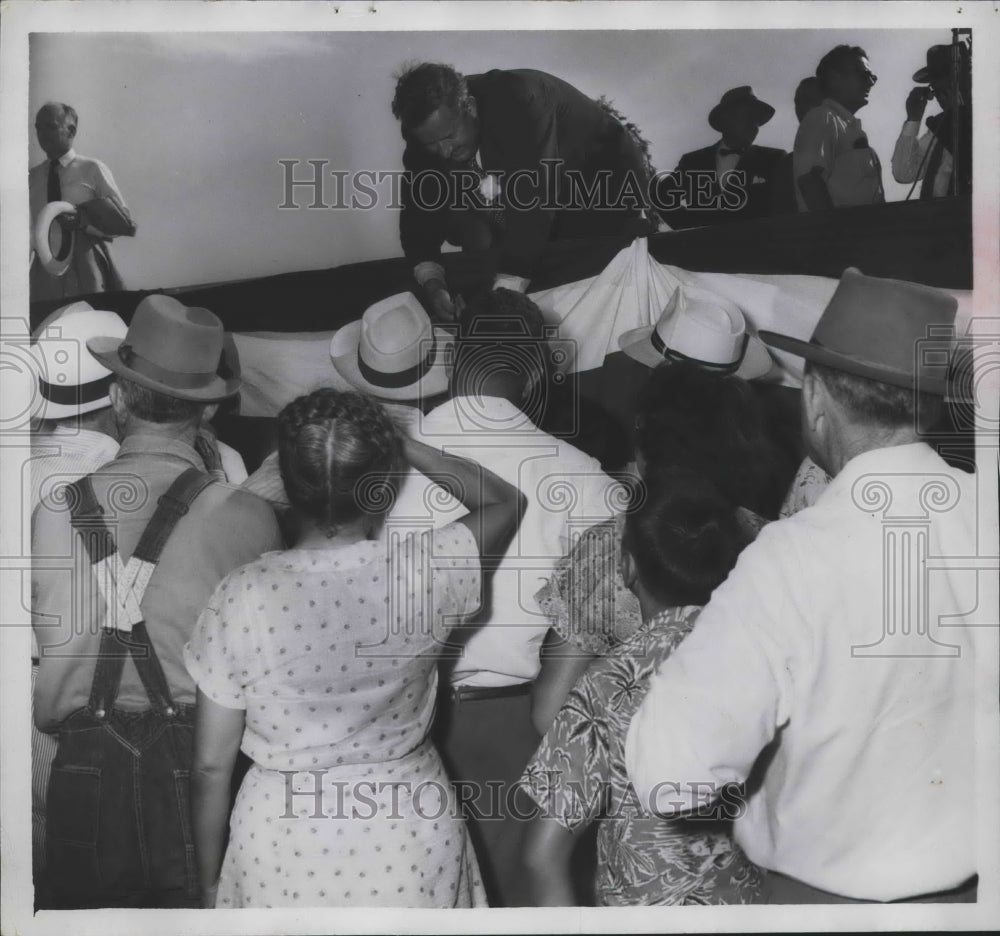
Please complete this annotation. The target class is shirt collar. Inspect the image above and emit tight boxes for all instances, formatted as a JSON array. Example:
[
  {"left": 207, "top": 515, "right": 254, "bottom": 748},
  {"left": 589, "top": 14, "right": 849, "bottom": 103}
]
[
  {"left": 116, "top": 432, "right": 203, "bottom": 469},
  {"left": 824, "top": 98, "right": 859, "bottom": 124},
  {"left": 822, "top": 442, "right": 941, "bottom": 503},
  {"left": 55, "top": 149, "right": 76, "bottom": 168}
]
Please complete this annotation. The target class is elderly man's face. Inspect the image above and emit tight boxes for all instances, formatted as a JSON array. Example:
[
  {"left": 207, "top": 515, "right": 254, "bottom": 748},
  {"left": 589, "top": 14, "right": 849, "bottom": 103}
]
[
  {"left": 35, "top": 106, "right": 76, "bottom": 160},
  {"left": 411, "top": 102, "right": 479, "bottom": 164}
]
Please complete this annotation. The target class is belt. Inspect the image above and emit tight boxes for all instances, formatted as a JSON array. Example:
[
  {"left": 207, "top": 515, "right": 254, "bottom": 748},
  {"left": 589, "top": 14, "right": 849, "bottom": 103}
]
[{"left": 448, "top": 681, "right": 532, "bottom": 704}]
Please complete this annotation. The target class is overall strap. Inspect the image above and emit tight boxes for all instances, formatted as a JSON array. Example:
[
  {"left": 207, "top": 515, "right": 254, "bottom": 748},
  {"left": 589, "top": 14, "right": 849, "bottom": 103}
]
[{"left": 67, "top": 467, "right": 216, "bottom": 717}]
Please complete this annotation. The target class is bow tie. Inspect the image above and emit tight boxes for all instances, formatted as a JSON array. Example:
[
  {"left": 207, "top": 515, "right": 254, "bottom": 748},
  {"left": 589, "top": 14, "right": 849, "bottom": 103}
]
[{"left": 719, "top": 147, "right": 746, "bottom": 157}]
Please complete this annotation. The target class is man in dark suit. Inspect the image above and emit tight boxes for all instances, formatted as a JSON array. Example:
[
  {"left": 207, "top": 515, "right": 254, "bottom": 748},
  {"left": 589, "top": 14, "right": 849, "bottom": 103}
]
[
  {"left": 656, "top": 86, "right": 786, "bottom": 229},
  {"left": 392, "top": 64, "right": 649, "bottom": 319}
]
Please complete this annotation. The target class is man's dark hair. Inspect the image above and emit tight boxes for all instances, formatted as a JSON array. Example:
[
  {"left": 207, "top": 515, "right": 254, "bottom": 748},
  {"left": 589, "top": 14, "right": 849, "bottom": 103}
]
[
  {"left": 623, "top": 470, "right": 743, "bottom": 607},
  {"left": 115, "top": 376, "right": 202, "bottom": 424},
  {"left": 39, "top": 101, "right": 78, "bottom": 131},
  {"left": 804, "top": 360, "right": 943, "bottom": 431},
  {"left": 451, "top": 289, "right": 551, "bottom": 422},
  {"left": 816, "top": 45, "right": 868, "bottom": 95},
  {"left": 391, "top": 62, "right": 471, "bottom": 131}
]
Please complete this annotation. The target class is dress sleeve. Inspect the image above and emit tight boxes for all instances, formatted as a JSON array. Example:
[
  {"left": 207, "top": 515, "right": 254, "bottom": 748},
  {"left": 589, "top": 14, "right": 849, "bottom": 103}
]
[
  {"left": 520, "top": 664, "right": 613, "bottom": 832},
  {"left": 184, "top": 567, "right": 258, "bottom": 709},
  {"left": 535, "top": 517, "right": 641, "bottom": 655}
]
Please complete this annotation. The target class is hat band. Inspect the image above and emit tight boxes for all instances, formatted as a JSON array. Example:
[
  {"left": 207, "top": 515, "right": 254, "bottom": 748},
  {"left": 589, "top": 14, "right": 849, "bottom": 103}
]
[
  {"left": 118, "top": 344, "right": 220, "bottom": 390},
  {"left": 651, "top": 328, "right": 747, "bottom": 375},
  {"left": 357, "top": 340, "right": 436, "bottom": 390},
  {"left": 40, "top": 374, "right": 112, "bottom": 407}
]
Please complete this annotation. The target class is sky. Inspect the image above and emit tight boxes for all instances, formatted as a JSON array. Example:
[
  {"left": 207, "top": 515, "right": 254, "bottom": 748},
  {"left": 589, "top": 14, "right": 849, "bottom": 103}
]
[{"left": 28, "top": 26, "right": 953, "bottom": 292}]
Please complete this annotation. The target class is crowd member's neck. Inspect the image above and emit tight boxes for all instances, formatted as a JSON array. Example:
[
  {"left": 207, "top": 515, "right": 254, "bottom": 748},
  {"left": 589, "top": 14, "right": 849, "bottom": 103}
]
[
  {"left": 119, "top": 412, "right": 202, "bottom": 449},
  {"left": 292, "top": 513, "right": 381, "bottom": 551}
]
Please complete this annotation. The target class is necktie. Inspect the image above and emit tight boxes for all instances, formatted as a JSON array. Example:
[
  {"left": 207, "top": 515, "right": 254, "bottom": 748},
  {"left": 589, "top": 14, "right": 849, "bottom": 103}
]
[{"left": 47, "top": 160, "right": 61, "bottom": 202}]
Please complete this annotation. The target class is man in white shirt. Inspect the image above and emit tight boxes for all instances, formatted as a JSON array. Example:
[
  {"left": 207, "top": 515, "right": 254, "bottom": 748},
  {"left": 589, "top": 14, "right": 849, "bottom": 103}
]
[
  {"left": 891, "top": 43, "right": 972, "bottom": 200},
  {"left": 794, "top": 46, "right": 884, "bottom": 211},
  {"left": 626, "top": 268, "right": 987, "bottom": 903},
  {"left": 413, "top": 290, "right": 622, "bottom": 905},
  {"left": 30, "top": 102, "right": 137, "bottom": 303}
]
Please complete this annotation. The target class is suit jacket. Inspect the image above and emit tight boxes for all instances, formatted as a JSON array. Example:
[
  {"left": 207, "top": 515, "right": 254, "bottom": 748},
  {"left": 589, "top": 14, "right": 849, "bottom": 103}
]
[
  {"left": 400, "top": 69, "right": 646, "bottom": 279},
  {"left": 658, "top": 142, "right": 787, "bottom": 229}
]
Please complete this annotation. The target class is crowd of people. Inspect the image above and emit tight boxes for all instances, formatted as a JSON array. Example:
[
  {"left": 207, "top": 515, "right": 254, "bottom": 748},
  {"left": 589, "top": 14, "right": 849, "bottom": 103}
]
[{"left": 25, "top": 34, "right": 983, "bottom": 914}]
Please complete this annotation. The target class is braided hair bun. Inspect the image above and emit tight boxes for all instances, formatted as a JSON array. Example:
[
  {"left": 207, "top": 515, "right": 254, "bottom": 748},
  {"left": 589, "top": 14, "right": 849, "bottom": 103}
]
[{"left": 277, "top": 389, "right": 403, "bottom": 537}]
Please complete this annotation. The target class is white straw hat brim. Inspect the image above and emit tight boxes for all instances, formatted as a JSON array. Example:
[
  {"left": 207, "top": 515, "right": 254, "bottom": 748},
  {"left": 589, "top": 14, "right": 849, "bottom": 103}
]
[
  {"left": 329, "top": 320, "right": 452, "bottom": 402},
  {"left": 33, "top": 201, "right": 78, "bottom": 276}
]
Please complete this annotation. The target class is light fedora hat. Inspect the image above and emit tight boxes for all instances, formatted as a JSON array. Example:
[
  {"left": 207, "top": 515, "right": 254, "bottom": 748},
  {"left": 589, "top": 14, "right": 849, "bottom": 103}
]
[
  {"left": 619, "top": 286, "right": 774, "bottom": 380},
  {"left": 33, "top": 200, "right": 78, "bottom": 276},
  {"left": 88, "top": 294, "right": 240, "bottom": 402},
  {"left": 759, "top": 267, "right": 957, "bottom": 395},
  {"left": 330, "top": 292, "right": 451, "bottom": 401},
  {"left": 31, "top": 301, "right": 128, "bottom": 420}
]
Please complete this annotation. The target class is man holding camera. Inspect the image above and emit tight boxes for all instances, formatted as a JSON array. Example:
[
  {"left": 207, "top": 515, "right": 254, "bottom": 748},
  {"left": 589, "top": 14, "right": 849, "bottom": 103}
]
[{"left": 891, "top": 43, "right": 972, "bottom": 199}]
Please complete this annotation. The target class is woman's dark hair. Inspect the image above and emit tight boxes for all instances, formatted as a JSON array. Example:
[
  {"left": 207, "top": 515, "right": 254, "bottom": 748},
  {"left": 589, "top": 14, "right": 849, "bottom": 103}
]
[
  {"left": 634, "top": 360, "right": 784, "bottom": 518},
  {"left": 622, "top": 470, "right": 743, "bottom": 607},
  {"left": 277, "top": 389, "right": 403, "bottom": 537}
]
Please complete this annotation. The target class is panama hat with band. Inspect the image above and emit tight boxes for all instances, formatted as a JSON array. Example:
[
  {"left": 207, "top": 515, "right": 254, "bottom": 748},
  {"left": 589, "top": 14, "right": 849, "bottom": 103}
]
[
  {"left": 33, "top": 200, "right": 78, "bottom": 277},
  {"left": 618, "top": 285, "right": 774, "bottom": 380},
  {"left": 329, "top": 292, "right": 451, "bottom": 401},
  {"left": 88, "top": 294, "right": 240, "bottom": 402},
  {"left": 31, "top": 301, "right": 128, "bottom": 420},
  {"left": 759, "top": 267, "right": 957, "bottom": 396}
]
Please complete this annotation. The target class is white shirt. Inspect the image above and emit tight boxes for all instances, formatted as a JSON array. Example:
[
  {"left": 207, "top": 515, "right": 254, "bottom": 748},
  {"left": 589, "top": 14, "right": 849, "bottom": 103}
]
[
  {"left": 793, "top": 98, "right": 884, "bottom": 209},
  {"left": 626, "top": 443, "right": 986, "bottom": 901},
  {"left": 412, "top": 395, "right": 622, "bottom": 687},
  {"left": 29, "top": 148, "right": 129, "bottom": 235},
  {"left": 891, "top": 120, "right": 954, "bottom": 197}
]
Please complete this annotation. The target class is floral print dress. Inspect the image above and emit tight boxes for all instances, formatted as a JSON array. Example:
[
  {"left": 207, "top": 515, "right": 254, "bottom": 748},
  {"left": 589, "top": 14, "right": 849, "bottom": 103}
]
[{"left": 520, "top": 606, "right": 763, "bottom": 906}]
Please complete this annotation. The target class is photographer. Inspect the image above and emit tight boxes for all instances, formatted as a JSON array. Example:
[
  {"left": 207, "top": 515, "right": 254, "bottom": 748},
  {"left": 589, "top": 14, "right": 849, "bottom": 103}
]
[{"left": 891, "top": 43, "right": 972, "bottom": 199}]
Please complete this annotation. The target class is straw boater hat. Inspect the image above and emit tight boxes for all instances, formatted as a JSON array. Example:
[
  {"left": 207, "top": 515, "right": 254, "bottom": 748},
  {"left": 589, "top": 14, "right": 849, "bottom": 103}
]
[
  {"left": 618, "top": 286, "right": 774, "bottom": 380},
  {"left": 33, "top": 200, "right": 78, "bottom": 277},
  {"left": 759, "top": 267, "right": 957, "bottom": 396},
  {"left": 708, "top": 86, "right": 775, "bottom": 133},
  {"left": 31, "top": 301, "right": 128, "bottom": 420},
  {"left": 88, "top": 294, "right": 240, "bottom": 402},
  {"left": 329, "top": 292, "right": 451, "bottom": 401}
]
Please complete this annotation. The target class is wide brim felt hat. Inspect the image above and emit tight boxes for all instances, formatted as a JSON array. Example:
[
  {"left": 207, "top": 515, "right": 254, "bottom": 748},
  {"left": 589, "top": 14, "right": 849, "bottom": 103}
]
[
  {"left": 88, "top": 294, "right": 240, "bottom": 402},
  {"left": 913, "top": 44, "right": 968, "bottom": 83},
  {"left": 708, "top": 86, "right": 775, "bottom": 133},
  {"left": 618, "top": 285, "right": 775, "bottom": 381},
  {"left": 759, "top": 267, "right": 957, "bottom": 396},
  {"left": 329, "top": 292, "right": 452, "bottom": 402},
  {"left": 33, "top": 200, "right": 77, "bottom": 277},
  {"left": 31, "top": 301, "right": 129, "bottom": 420}
]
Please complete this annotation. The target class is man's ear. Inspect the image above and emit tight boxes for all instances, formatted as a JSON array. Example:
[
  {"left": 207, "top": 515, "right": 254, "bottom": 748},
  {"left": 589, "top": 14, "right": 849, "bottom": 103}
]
[
  {"left": 108, "top": 381, "right": 125, "bottom": 417},
  {"left": 201, "top": 403, "right": 219, "bottom": 425},
  {"left": 620, "top": 548, "right": 639, "bottom": 594},
  {"left": 465, "top": 96, "right": 478, "bottom": 120},
  {"left": 801, "top": 368, "right": 825, "bottom": 434},
  {"left": 67, "top": 124, "right": 77, "bottom": 141}
]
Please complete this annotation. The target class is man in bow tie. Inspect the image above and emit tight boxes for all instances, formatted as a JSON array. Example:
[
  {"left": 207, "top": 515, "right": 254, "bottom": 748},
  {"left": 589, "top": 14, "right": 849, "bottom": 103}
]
[
  {"left": 29, "top": 102, "right": 137, "bottom": 304},
  {"left": 392, "top": 64, "right": 651, "bottom": 320},
  {"left": 656, "top": 85, "right": 786, "bottom": 230}
]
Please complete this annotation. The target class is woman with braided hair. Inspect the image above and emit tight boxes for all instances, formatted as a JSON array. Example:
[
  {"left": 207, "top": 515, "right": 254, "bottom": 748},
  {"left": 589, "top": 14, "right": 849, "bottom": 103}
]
[{"left": 185, "top": 389, "right": 524, "bottom": 908}]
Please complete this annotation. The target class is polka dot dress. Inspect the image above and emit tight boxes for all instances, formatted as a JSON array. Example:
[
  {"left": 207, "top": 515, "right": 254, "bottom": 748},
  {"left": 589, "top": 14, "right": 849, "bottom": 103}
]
[{"left": 185, "top": 523, "right": 486, "bottom": 907}]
